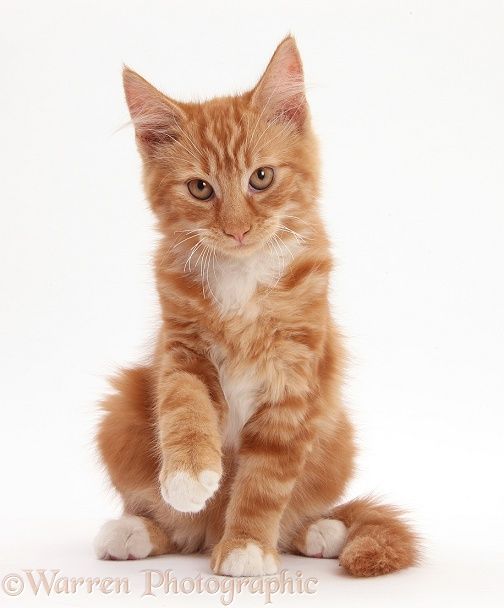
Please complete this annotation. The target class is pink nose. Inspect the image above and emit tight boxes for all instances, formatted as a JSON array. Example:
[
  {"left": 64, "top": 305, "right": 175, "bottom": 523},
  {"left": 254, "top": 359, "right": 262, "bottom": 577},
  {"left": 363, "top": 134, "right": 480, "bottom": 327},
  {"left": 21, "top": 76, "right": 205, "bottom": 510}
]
[{"left": 225, "top": 227, "right": 250, "bottom": 244}]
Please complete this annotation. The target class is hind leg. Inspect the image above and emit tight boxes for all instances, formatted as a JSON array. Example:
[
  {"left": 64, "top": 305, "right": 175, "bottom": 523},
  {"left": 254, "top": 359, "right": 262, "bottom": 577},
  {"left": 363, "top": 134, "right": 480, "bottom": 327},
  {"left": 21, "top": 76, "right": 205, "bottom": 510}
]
[
  {"left": 290, "top": 498, "right": 418, "bottom": 576},
  {"left": 282, "top": 407, "right": 417, "bottom": 576},
  {"left": 94, "top": 514, "right": 175, "bottom": 560},
  {"left": 280, "top": 406, "right": 355, "bottom": 557},
  {"left": 95, "top": 367, "right": 181, "bottom": 558}
]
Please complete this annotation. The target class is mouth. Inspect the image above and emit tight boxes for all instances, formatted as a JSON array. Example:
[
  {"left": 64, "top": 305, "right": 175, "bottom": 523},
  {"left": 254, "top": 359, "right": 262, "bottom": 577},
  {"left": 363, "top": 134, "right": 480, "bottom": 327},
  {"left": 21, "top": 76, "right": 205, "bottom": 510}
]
[{"left": 220, "top": 239, "right": 256, "bottom": 256}]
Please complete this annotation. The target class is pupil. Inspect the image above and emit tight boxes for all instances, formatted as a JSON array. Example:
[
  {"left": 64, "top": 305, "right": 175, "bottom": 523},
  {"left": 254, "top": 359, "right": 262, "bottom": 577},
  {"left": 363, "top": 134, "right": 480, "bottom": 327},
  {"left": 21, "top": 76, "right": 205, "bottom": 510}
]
[
  {"left": 198, "top": 180, "right": 206, "bottom": 190},
  {"left": 258, "top": 169, "right": 265, "bottom": 179}
]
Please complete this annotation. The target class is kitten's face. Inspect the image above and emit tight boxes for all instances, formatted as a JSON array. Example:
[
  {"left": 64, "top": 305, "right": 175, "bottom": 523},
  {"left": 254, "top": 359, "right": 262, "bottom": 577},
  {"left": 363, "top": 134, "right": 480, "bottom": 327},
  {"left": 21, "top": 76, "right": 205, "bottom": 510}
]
[{"left": 124, "top": 37, "right": 318, "bottom": 260}]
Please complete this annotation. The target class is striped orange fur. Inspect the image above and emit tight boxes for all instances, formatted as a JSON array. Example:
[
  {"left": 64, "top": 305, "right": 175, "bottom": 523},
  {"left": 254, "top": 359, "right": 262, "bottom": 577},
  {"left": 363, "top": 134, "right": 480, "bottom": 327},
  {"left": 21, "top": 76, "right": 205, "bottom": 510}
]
[{"left": 94, "top": 36, "right": 419, "bottom": 577}]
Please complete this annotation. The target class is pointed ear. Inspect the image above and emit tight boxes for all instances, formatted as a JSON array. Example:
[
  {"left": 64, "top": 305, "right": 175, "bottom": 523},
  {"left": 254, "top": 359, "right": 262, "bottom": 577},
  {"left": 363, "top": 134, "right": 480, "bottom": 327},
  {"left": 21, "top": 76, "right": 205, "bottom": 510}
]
[
  {"left": 123, "top": 67, "right": 185, "bottom": 153},
  {"left": 251, "top": 36, "right": 307, "bottom": 129}
]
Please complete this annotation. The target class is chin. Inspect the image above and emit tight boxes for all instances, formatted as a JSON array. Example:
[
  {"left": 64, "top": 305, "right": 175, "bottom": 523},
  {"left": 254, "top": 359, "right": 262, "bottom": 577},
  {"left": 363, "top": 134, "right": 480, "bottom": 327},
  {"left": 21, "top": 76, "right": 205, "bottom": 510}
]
[
  {"left": 219, "top": 244, "right": 258, "bottom": 259},
  {"left": 214, "top": 237, "right": 265, "bottom": 259}
]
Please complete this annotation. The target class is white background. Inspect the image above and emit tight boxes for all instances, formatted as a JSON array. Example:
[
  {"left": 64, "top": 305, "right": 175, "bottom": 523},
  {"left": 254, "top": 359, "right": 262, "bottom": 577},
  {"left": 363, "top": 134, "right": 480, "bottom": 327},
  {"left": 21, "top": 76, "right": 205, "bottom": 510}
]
[{"left": 1, "top": 1, "right": 503, "bottom": 606}]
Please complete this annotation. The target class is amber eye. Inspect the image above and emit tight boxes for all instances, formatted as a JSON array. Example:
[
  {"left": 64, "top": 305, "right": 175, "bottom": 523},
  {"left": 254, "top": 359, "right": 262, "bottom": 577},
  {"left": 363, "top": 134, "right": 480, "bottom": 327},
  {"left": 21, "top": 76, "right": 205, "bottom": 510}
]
[
  {"left": 249, "top": 167, "right": 274, "bottom": 191},
  {"left": 187, "top": 179, "right": 214, "bottom": 201}
]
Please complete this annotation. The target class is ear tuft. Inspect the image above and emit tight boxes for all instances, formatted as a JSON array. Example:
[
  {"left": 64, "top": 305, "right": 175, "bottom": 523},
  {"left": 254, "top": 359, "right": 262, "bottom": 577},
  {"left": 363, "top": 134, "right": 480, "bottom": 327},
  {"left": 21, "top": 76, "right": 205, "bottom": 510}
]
[
  {"left": 251, "top": 36, "right": 307, "bottom": 128},
  {"left": 123, "top": 67, "right": 185, "bottom": 152}
]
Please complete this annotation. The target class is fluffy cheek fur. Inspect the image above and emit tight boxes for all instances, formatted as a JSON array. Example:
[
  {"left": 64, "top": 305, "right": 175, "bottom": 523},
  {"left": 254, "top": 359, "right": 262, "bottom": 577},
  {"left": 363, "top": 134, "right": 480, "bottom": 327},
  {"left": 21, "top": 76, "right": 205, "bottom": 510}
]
[{"left": 95, "top": 36, "right": 419, "bottom": 578}]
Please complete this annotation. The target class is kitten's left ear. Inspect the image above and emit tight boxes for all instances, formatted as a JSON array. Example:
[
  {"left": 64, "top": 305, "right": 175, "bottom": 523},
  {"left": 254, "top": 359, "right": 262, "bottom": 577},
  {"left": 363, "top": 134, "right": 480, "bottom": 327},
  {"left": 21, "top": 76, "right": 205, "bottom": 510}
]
[{"left": 251, "top": 36, "right": 307, "bottom": 129}]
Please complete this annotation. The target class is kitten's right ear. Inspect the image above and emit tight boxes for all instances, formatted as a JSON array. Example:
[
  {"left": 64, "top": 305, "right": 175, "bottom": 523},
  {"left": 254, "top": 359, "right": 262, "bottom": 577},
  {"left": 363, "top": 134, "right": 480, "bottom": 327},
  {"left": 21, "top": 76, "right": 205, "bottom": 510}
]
[{"left": 123, "top": 67, "right": 185, "bottom": 153}]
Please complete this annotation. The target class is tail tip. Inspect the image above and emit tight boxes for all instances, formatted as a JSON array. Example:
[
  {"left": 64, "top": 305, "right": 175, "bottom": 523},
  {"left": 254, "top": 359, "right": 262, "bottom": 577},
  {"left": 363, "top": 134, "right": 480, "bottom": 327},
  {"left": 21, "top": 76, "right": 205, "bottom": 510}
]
[{"left": 339, "top": 533, "right": 419, "bottom": 577}]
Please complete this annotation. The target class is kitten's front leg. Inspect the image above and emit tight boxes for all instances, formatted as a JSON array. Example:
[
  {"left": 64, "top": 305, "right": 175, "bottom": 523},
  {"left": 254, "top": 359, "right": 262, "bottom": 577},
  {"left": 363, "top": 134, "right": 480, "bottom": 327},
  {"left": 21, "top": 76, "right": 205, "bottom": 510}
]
[
  {"left": 157, "top": 347, "right": 223, "bottom": 513},
  {"left": 211, "top": 395, "right": 311, "bottom": 576}
]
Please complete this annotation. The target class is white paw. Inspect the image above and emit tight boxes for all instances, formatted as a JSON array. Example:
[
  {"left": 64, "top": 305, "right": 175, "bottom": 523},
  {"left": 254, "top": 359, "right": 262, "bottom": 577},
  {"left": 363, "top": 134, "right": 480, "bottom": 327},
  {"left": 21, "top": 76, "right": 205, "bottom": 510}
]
[
  {"left": 94, "top": 515, "right": 152, "bottom": 560},
  {"left": 220, "top": 543, "right": 278, "bottom": 577},
  {"left": 160, "top": 469, "right": 220, "bottom": 513},
  {"left": 305, "top": 519, "right": 347, "bottom": 558}
]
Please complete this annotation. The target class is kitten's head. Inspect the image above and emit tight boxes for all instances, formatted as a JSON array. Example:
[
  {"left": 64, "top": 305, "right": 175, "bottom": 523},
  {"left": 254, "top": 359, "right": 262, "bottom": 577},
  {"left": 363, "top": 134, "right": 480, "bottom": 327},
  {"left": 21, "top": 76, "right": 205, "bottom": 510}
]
[{"left": 124, "top": 36, "right": 319, "bottom": 259}]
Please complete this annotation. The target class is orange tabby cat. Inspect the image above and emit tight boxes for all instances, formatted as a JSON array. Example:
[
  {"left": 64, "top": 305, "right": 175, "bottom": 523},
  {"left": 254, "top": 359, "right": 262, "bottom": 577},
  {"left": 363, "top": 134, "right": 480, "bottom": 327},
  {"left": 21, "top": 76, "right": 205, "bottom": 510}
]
[{"left": 94, "top": 36, "right": 418, "bottom": 577}]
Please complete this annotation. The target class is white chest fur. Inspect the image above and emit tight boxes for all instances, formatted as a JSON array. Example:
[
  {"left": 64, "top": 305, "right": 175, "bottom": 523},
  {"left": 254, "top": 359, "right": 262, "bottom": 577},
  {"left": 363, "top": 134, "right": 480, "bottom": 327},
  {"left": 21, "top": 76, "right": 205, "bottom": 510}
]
[
  {"left": 205, "top": 245, "right": 289, "bottom": 317},
  {"left": 204, "top": 238, "right": 301, "bottom": 447},
  {"left": 209, "top": 346, "right": 262, "bottom": 450}
]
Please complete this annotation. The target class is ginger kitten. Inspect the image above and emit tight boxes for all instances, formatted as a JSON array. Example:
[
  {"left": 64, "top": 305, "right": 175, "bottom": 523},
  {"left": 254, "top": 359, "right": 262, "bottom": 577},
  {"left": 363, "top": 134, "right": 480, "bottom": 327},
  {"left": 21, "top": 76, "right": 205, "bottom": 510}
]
[{"left": 94, "top": 36, "right": 418, "bottom": 577}]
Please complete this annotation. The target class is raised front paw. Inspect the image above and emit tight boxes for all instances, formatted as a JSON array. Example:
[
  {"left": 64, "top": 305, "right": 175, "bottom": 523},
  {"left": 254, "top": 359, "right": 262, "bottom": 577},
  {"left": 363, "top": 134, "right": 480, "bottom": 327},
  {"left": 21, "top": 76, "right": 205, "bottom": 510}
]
[
  {"left": 211, "top": 538, "right": 279, "bottom": 577},
  {"left": 159, "top": 468, "right": 221, "bottom": 513}
]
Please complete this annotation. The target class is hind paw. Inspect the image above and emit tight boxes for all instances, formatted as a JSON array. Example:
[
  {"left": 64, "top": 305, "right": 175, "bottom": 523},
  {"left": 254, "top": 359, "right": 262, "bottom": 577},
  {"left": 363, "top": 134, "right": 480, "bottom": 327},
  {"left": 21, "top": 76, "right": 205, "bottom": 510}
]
[
  {"left": 303, "top": 519, "right": 347, "bottom": 558},
  {"left": 94, "top": 516, "right": 152, "bottom": 560}
]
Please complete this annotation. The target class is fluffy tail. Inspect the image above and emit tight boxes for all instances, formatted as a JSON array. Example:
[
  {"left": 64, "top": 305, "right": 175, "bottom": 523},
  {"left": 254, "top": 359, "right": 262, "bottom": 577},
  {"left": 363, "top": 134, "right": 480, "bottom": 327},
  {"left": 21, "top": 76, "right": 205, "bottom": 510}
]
[{"left": 330, "top": 496, "right": 420, "bottom": 576}]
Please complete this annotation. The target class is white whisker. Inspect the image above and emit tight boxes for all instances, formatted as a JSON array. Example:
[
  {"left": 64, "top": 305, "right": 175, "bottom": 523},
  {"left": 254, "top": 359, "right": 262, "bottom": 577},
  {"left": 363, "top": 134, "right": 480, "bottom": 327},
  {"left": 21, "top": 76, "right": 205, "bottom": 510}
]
[
  {"left": 278, "top": 224, "right": 308, "bottom": 243},
  {"left": 171, "top": 232, "right": 202, "bottom": 250},
  {"left": 200, "top": 246, "right": 210, "bottom": 298},
  {"left": 274, "top": 233, "right": 294, "bottom": 262},
  {"left": 184, "top": 239, "right": 205, "bottom": 273},
  {"left": 195, "top": 244, "right": 207, "bottom": 271},
  {"left": 173, "top": 229, "right": 208, "bottom": 235},
  {"left": 204, "top": 246, "right": 218, "bottom": 304},
  {"left": 269, "top": 237, "right": 284, "bottom": 288}
]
